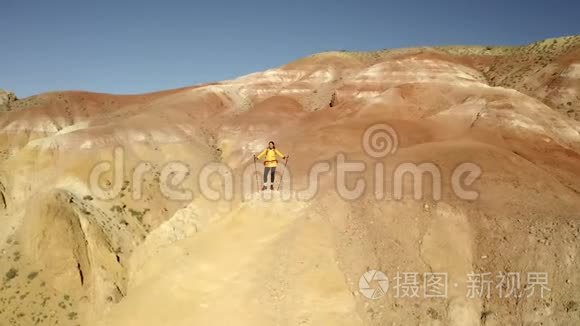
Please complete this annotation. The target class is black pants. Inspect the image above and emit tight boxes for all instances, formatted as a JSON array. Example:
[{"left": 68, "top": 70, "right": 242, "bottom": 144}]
[{"left": 263, "top": 166, "right": 276, "bottom": 184}]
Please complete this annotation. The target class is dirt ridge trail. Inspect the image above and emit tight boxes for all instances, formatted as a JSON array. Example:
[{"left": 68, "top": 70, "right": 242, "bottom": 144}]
[
  {"left": 420, "top": 203, "right": 479, "bottom": 326},
  {"left": 96, "top": 195, "right": 363, "bottom": 326}
]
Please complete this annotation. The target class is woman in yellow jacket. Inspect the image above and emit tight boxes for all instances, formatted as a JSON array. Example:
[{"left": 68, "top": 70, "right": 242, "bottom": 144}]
[{"left": 254, "top": 141, "right": 288, "bottom": 190}]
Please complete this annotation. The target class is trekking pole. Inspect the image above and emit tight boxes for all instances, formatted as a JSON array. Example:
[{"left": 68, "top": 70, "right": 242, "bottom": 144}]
[
  {"left": 277, "top": 155, "right": 289, "bottom": 191},
  {"left": 253, "top": 155, "right": 260, "bottom": 191}
]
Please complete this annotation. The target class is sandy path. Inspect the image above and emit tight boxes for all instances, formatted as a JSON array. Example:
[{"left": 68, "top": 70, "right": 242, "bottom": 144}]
[{"left": 97, "top": 195, "right": 362, "bottom": 326}]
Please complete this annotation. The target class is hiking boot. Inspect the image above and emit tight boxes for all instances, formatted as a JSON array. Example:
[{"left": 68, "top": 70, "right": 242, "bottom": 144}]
[
  {"left": 270, "top": 185, "right": 274, "bottom": 190},
  {"left": 262, "top": 185, "right": 267, "bottom": 191}
]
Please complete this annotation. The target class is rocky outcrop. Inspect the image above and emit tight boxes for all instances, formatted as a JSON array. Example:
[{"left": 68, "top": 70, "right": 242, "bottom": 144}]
[{"left": 0, "top": 89, "right": 18, "bottom": 111}]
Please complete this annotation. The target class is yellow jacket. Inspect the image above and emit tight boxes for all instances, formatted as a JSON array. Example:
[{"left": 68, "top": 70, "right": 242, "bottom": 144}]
[{"left": 256, "top": 148, "right": 285, "bottom": 167}]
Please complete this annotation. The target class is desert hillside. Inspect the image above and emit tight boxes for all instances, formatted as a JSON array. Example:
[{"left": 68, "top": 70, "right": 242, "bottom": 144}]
[{"left": 1, "top": 35, "right": 580, "bottom": 326}]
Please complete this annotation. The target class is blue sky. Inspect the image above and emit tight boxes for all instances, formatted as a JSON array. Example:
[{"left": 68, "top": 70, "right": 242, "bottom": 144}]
[{"left": 2, "top": 0, "right": 579, "bottom": 97}]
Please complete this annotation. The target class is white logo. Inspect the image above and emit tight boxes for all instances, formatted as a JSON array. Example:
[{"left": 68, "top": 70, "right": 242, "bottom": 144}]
[
  {"left": 359, "top": 270, "right": 389, "bottom": 299},
  {"left": 362, "top": 123, "right": 399, "bottom": 158}
]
